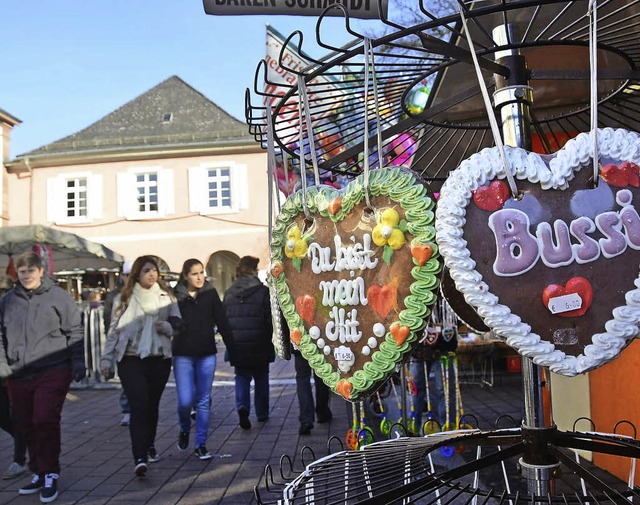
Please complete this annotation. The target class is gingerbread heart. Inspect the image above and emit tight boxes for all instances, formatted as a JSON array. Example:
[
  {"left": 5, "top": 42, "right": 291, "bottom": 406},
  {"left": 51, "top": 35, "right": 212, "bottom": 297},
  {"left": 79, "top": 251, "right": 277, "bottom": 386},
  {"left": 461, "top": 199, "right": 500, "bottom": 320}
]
[
  {"left": 436, "top": 128, "right": 640, "bottom": 376},
  {"left": 271, "top": 166, "right": 441, "bottom": 400}
]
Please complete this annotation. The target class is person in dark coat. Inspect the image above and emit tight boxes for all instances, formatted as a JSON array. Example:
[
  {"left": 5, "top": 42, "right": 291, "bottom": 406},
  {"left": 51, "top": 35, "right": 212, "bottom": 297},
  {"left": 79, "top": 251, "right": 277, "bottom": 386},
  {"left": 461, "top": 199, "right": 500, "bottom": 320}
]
[
  {"left": 173, "top": 258, "right": 234, "bottom": 460},
  {"left": 223, "top": 256, "right": 275, "bottom": 430}
]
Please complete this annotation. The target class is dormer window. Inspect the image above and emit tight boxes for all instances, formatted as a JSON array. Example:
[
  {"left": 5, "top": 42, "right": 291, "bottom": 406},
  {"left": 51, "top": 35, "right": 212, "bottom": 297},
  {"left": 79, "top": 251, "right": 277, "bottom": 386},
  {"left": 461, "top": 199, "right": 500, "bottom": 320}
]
[{"left": 161, "top": 113, "right": 173, "bottom": 123}]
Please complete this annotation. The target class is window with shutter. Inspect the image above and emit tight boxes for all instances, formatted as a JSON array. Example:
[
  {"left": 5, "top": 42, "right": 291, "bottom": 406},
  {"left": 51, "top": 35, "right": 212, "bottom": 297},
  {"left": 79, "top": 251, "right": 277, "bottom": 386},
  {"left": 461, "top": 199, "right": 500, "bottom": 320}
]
[
  {"left": 117, "top": 167, "right": 174, "bottom": 220},
  {"left": 189, "top": 162, "right": 248, "bottom": 215},
  {"left": 47, "top": 172, "right": 103, "bottom": 224}
]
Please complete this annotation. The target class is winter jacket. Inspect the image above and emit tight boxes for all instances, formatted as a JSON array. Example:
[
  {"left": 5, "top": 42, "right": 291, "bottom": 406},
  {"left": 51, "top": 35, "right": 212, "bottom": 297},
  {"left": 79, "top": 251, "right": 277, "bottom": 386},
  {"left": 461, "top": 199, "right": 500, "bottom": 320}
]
[
  {"left": 173, "top": 281, "right": 234, "bottom": 357},
  {"left": 223, "top": 275, "right": 275, "bottom": 368},
  {"left": 0, "top": 275, "right": 84, "bottom": 379},
  {"left": 100, "top": 288, "right": 181, "bottom": 370}
]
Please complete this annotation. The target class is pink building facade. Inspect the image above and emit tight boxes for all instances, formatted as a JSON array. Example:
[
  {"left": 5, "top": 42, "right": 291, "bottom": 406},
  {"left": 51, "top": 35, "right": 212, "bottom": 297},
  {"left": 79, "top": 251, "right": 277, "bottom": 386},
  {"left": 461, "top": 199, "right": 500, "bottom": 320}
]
[{"left": 2, "top": 76, "right": 270, "bottom": 295}]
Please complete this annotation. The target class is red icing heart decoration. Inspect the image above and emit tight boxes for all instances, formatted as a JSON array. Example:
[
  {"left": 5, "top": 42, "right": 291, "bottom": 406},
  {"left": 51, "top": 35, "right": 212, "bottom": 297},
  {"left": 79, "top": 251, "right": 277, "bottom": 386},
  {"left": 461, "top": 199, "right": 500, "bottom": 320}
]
[
  {"left": 367, "top": 284, "right": 397, "bottom": 319},
  {"left": 270, "top": 167, "right": 441, "bottom": 400},
  {"left": 473, "top": 180, "right": 510, "bottom": 211},
  {"left": 295, "top": 295, "right": 316, "bottom": 325},
  {"left": 542, "top": 277, "right": 593, "bottom": 318},
  {"left": 601, "top": 161, "right": 640, "bottom": 188},
  {"left": 436, "top": 128, "right": 640, "bottom": 376}
]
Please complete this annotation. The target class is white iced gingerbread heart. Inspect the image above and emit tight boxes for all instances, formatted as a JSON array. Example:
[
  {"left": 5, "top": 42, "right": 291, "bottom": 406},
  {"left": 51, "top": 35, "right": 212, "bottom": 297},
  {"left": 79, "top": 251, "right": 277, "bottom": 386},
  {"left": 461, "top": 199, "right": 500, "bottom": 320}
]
[
  {"left": 436, "top": 128, "right": 640, "bottom": 376},
  {"left": 270, "top": 167, "right": 441, "bottom": 400}
]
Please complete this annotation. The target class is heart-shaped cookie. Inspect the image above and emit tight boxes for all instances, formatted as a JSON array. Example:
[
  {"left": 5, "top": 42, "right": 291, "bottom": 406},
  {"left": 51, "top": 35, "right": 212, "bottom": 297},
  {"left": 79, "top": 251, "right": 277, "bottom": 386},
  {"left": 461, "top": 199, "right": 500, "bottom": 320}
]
[
  {"left": 271, "top": 167, "right": 441, "bottom": 400},
  {"left": 436, "top": 128, "right": 640, "bottom": 376}
]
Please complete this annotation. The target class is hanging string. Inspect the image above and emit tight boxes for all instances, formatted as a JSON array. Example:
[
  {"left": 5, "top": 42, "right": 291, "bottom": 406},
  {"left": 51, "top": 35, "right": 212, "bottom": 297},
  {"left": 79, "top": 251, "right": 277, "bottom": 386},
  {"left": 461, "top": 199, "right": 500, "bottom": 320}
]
[
  {"left": 297, "top": 74, "right": 321, "bottom": 187},
  {"left": 367, "top": 38, "right": 385, "bottom": 170},
  {"left": 588, "top": 0, "right": 599, "bottom": 183},
  {"left": 296, "top": 76, "right": 312, "bottom": 220},
  {"left": 361, "top": 38, "right": 377, "bottom": 210},
  {"left": 266, "top": 103, "right": 277, "bottom": 246},
  {"left": 458, "top": 6, "right": 518, "bottom": 198},
  {"left": 282, "top": 152, "right": 291, "bottom": 201}
]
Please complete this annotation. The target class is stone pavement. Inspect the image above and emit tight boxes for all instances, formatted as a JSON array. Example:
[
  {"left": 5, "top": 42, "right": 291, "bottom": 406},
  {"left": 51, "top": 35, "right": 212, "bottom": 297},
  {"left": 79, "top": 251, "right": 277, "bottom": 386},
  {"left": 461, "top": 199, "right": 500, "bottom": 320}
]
[{"left": 0, "top": 350, "right": 569, "bottom": 505}]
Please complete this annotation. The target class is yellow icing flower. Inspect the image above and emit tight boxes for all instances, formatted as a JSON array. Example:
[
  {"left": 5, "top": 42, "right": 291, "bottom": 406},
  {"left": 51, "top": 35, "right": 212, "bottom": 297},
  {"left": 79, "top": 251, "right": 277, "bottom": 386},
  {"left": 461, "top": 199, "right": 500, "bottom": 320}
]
[
  {"left": 285, "top": 225, "right": 308, "bottom": 259},
  {"left": 372, "top": 208, "right": 406, "bottom": 250}
]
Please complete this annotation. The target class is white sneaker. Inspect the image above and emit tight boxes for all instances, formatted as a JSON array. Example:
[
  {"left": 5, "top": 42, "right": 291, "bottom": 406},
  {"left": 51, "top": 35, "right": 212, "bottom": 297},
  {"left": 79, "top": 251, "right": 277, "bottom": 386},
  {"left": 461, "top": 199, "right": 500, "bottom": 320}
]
[
  {"left": 2, "top": 462, "right": 26, "bottom": 480},
  {"left": 120, "top": 413, "right": 130, "bottom": 426}
]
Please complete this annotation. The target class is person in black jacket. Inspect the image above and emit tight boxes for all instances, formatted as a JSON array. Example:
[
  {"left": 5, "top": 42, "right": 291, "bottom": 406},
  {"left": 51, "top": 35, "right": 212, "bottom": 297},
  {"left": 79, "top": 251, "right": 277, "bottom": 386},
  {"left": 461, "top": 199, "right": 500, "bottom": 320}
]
[
  {"left": 223, "top": 256, "right": 275, "bottom": 430},
  {"left": 172, "top": 259, "right": 234, "bottom": 460}
]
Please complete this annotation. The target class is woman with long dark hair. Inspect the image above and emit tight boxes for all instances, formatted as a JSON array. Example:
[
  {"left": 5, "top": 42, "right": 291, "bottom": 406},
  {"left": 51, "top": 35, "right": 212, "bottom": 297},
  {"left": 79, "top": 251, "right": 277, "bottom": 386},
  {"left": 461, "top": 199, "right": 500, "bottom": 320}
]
[
  {"left": 173, "top": 259, "right": 234, "bottom": 460},
  {"left": 100, "top": 256, "right": 181, "bottom": 477}
]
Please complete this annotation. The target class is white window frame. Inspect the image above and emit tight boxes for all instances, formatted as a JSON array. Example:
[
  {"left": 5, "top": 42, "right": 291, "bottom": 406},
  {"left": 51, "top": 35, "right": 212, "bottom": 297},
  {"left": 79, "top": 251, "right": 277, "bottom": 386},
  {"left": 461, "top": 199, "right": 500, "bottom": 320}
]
[
  {"left": 117, "top": 166, "right": 174, "bottom": 220},
  {"left": 47, "top": 172, "right": 103, "bottom": 224},
  {"left": 188, "top": 162, "right": 248, "bottom": 215}
]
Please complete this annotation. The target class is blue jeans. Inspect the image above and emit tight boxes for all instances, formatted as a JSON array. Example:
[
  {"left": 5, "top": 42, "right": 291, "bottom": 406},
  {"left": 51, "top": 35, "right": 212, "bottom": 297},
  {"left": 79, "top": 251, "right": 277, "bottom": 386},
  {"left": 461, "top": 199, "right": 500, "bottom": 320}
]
[
  {"left": 409, "top": 356, "right": 457, "bottom": 432},
  {"left": 234, "top": 365, "right": 269, "bottom": 420},
  {"left": 173, "top": 354, "right": 216, "bottom": 447}
]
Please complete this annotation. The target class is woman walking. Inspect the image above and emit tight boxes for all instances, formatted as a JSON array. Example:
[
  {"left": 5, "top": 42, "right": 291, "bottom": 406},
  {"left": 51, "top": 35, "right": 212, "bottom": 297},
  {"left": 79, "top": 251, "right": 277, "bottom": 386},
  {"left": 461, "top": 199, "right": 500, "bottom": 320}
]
[
  {"left": 223, "top": 256, "right": 275, "bottom": 429},
  {"left": 173, "top": 259, "right": 234, "bottom": 460},
  {"left": 0, "top": 252, "right": 85, "bottom": 503},
  {"left": 100, "top": 256, "right": 181, "bottom": 477}
]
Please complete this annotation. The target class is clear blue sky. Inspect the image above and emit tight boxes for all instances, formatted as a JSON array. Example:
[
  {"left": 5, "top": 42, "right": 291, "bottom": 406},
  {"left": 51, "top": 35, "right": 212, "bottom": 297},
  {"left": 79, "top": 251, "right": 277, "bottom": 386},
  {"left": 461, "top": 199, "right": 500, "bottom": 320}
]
[{"left": 1, "top": 1, "right": 379, "bottom": 157}]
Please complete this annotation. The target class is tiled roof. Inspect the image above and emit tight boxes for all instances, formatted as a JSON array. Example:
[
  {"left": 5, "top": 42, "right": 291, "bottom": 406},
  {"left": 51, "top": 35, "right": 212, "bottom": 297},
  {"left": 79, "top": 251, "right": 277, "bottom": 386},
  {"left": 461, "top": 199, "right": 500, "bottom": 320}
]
[
  {"left": 21, "top": 76, "right": 253, "bottom": 157},
  {"left": 0, "top": 107, "right": 21, "bottom": 126}
]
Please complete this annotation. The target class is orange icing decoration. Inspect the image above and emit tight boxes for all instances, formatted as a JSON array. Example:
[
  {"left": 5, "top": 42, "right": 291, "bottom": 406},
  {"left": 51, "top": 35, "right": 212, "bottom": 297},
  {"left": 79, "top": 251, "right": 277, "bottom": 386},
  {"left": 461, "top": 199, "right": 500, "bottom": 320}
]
[
  {"left": 411, "top": 243, "right": 433, "bottom": 268},
  {"left": 290, "top": 328, "right": 302, "bottom": 345},
  {"left": 327, "top": 197, "right": 343, "bottom": 215},
  {"left": 270, "top": 263, "right": 284, "bottom": 278},
  {"left": 390, "top": 322, "right": 410, "bottom": 346},
  {"left": 336, "top": 379, "right": 352, "bottom": 399}
]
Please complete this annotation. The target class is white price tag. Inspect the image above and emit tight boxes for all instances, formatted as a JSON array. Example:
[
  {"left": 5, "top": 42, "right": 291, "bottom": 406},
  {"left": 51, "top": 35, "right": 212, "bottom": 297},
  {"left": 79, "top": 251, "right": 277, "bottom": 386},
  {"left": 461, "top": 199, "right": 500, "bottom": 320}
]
[
  {"left": 334, "top": 348, "right": 354, "bottom": 362},
  {"left": 548, "top": 293, "right": 582, "bottom": 314}
]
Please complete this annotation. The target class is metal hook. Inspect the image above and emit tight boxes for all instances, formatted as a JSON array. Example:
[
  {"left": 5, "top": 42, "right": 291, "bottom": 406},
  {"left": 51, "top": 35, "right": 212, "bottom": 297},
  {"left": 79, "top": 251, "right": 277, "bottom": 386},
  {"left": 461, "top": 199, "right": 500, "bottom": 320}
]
[
  {"left": 495, "top": 414, "right": 518, "bottom": 429},
  {"left": 572, "top": 416, "right": 597, "bottom": 433},
  {"left": 327, "top": 435, "right": 345, "bottom": 454},
  {"left": 614, "top": 420, "right": 637, "bottom": 439},
  {"left": 279, "top": 453, "right": 294, "bottom": 480},
  {"left": 300, "top": 445, "right": 317, "bottom": 467}
]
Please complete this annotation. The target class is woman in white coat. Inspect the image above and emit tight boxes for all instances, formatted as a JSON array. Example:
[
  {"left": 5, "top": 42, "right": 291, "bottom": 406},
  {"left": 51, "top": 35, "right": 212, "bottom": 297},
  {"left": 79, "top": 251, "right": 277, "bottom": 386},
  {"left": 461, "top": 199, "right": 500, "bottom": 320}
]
[{"left": 100, "top": 256, "right": 181, "bottom": 477}]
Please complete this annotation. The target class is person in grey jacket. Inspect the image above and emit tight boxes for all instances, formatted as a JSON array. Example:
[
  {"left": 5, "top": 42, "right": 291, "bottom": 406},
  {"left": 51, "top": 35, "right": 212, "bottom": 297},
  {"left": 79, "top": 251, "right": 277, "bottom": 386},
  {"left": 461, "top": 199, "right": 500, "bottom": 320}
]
[{"left": 0, "top": 251, "right": 85, "bottom": 504}]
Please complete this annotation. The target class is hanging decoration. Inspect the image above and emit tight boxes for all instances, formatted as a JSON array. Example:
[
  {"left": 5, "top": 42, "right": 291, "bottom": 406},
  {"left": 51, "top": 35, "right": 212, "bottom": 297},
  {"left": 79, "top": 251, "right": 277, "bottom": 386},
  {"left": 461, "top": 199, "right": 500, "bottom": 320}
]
[
  {"left": 436, "top": 128, "right": 640, "bottom": 376},
  {"left": 270, "top": 166, "right": 441, "bottom": 400}
]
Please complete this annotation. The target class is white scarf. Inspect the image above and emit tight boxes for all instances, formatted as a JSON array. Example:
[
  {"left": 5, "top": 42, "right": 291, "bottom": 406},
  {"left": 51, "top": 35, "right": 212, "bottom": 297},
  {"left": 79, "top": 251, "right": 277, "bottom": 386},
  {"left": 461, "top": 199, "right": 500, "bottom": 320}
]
[{"left": 117, "top": 283, "right": 164, "bottom": 359}]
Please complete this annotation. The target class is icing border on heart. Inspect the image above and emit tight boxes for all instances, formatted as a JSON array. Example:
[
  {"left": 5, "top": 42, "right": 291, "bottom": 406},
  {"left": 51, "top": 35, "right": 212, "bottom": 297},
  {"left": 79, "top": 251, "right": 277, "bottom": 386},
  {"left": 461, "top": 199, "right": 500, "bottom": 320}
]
[
  {"left": 270, "top": 166, "right": 441, "bottom": 400},
  {"left": 435, "top": 128, "right": 640, "bottom": 376}
]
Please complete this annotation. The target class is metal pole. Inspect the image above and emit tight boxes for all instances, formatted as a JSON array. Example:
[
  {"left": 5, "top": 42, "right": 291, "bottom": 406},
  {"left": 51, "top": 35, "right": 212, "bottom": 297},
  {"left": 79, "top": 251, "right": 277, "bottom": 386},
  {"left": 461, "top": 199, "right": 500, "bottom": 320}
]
[{"left": 491, "top": 24, "right": 558, "bottom": 496}]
